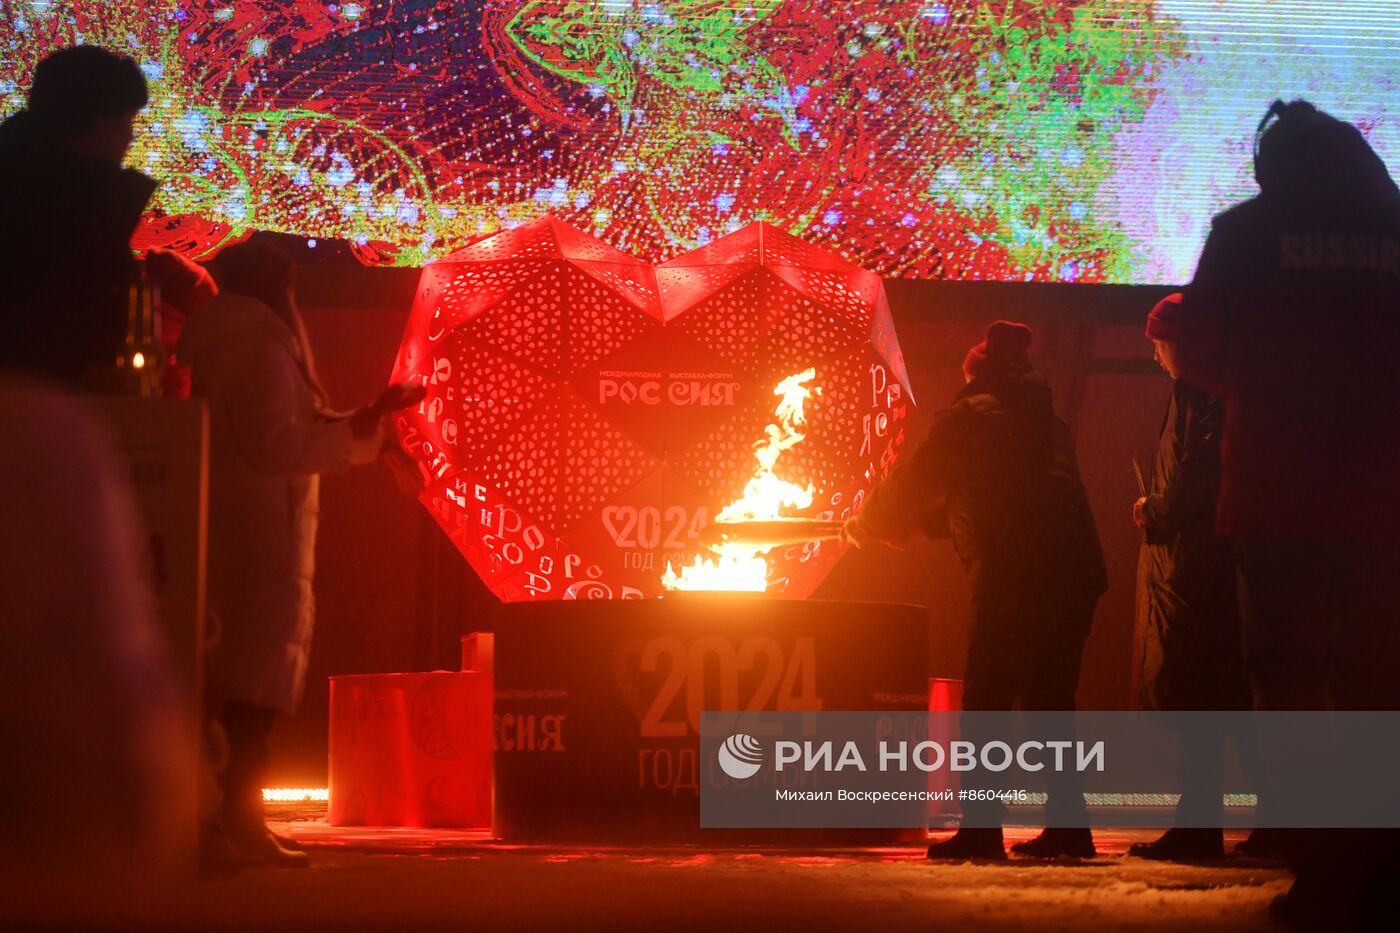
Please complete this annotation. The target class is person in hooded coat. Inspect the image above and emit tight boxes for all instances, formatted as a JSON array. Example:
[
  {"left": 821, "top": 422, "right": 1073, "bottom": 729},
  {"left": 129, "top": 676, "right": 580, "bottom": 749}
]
[
  {"left": 1129, "top": 292, "right": 1254, "bottom": 862},
  {"left": 176, "top": 238, "right": 414, "bottom": 867},
  {"left": 845, "top": 321, "right": 1107, "bottom": 860},
  {"left": 0, "top": 47, "right": 154, "bottom": 386},
  {"left": 1173, "top": 100, "right": 1400, "bottom": 926}
]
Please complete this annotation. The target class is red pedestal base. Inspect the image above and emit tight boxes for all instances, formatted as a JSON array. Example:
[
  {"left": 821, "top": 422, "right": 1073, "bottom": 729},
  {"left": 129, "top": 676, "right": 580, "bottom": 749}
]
[{"left": 492, "top": 596, "right": 929, "bottom": 842}]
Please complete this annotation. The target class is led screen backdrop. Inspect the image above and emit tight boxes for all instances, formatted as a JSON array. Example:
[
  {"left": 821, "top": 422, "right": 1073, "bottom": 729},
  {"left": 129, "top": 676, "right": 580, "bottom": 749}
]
[{"left": 1, "top": 1, "right": 1397, "bottom": 283}]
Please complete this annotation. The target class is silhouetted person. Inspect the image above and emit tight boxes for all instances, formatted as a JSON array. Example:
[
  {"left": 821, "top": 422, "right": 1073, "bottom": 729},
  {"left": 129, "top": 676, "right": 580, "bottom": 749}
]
[
  {"left": 1128, "top": 292, "right": 1253, "bottom": 862},
  {"left": 1174, "top": 101, "right": 1400, "bottom": 926},
  {"left": 1, "top": 379, "right": 189, "bottom": 912},
  {"left": 0, "top": 47, "right": 154, "bottom": 386},
  {"left": 846, "top": 321, "right": 1107, "bottom": 860},
  {"left": 178, "top": 238, "right": 417, "bottom": 868}
]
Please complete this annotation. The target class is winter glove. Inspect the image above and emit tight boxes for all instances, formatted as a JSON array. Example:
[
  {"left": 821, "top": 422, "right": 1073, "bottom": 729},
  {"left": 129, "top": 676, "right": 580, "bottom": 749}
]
[{"left": 841, "top": 517, "right": 873, "bottom": 549}]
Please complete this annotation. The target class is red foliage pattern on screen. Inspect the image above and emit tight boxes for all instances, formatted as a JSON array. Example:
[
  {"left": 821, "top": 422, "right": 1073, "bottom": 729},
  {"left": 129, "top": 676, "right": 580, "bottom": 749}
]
[{"left": 0, "top": 1, "right": 1190, "bottom": 279}]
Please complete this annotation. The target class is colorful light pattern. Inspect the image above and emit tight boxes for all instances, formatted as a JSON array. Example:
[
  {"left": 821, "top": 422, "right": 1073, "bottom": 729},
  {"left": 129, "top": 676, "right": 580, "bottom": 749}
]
[{"left": 1, "top": 2, "right": 1397, "bottom": 282}]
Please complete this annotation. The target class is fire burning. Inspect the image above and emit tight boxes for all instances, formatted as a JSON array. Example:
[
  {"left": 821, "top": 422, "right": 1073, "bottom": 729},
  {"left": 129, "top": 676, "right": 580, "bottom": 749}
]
[{"left": 662, "top": 368, "right": 819, "bottom": 592}]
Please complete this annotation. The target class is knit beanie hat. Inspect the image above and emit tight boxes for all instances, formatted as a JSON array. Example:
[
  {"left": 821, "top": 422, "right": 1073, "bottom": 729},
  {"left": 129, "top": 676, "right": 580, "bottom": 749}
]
[
  {"left": 1145, "top": 293, "right": 1183, "bottom": 342},
  {"left": 963, "top": 320, "right": 1033, "bottom": 381}
]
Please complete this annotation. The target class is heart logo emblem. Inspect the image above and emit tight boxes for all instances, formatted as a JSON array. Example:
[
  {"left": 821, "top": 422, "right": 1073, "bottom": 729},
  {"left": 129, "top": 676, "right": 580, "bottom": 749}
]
[{"left": 392, "top": 217, "right": 912, "bottom": 600}]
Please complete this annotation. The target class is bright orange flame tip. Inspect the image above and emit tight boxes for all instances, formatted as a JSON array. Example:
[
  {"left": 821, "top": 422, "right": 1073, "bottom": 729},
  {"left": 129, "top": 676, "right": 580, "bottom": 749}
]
[{"left": 664, "top": 368, "right": 818, "bottom": 592}]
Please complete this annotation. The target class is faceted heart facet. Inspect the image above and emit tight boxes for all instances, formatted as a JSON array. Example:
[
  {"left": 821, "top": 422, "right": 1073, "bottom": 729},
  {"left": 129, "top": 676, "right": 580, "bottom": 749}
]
[{"left": 391, "top": 217, "right": 913, "bottom": 601}]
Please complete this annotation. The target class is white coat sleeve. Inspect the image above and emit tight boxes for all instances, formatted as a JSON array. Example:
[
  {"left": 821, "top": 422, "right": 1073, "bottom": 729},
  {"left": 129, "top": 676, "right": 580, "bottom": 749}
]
[{"left": 221, "top": 336, "right": 356, "bottom": 476}]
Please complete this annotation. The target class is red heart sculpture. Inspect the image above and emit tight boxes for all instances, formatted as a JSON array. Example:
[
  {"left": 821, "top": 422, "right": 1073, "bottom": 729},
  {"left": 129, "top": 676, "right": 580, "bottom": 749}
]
[{"left": 391, "top": 217, "right": 913, "bottom": 600}]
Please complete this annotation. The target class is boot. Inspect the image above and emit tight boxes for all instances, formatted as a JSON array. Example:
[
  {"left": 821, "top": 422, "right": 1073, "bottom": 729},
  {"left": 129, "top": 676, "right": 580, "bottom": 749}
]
[
  {"left": 1129, "top": 827, "right": 1224, "bottom": 862},
  {"left": 270, "top": 829, "right": 307, "bottom": 852},
  {"left": 225, "top": 816, "right": 311, "bottom": 869},
  {"left": 925, "top": 827, "right": 1006, "bottom": 860},
  {"left": 1010, "top": 827, "right": 1097, "bottom": 859},
  {"left": 1268, "top": 873, "right": 1354, "bottom": 931},
  {"left": 199, "top": 822, "right": 266, "bottom": 877},
  {"left": 1233, "top": 827, "right": 1286, "bottom": 859}
]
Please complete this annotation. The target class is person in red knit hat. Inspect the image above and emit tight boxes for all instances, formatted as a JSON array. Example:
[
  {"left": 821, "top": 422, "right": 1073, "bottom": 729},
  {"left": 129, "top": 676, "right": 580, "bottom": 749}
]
[
  {"left": 845, "top": 320, "right": 1107, "bottom": 860},
  {"left": 1129, "top": 293, "right": 1258, "bottom": 862}
]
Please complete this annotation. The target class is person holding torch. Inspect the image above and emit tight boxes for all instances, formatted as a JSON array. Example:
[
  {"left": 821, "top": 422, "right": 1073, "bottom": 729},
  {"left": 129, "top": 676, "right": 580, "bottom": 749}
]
[{"left": 844, "top": 320, "right": 1107, "bottom": 860}]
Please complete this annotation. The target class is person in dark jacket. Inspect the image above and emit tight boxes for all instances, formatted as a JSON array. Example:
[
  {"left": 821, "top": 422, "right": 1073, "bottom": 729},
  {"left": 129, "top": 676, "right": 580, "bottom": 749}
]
[
  {"left": 1129, "top": 292, "right": 1253, "bottom": 862},
  {"left": 1174, "top": 100, "right": 1400, "bottom": 926},
  {"left": 846, "top": 321, "right": 1108, "bottom": 860},
  {"left": 0, "top": 46, "right": 154, "bottom": 386}
]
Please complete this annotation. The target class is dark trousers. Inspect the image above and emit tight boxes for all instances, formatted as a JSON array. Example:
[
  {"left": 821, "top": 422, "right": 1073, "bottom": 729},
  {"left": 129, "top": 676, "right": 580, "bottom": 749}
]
[
  {"left": 218, "top": 700, "right": 277, "bottom": 823},
  {"left": 1171, "top": 716, "right": 1274, "bottom": 828},
  {"left": 1173, "top": 721, "right": 1227, "bottom": 827},
  {"left": 960, "top": 587, "right": 1098, "bottom": 828},
  {"left": 1235, "top": 537, "right": 1400, "bottom": 904}
]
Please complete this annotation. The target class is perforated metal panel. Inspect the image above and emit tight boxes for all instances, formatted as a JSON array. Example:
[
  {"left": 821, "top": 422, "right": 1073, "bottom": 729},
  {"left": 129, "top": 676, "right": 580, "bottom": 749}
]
[{"left": 392, "top": 217, "right": 913, "bottom": 601}]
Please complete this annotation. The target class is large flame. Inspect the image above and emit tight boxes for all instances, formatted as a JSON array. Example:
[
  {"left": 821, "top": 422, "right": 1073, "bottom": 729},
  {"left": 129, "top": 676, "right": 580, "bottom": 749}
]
[{"left": 662, "top": 368, "right": 818, "bottom": 592}]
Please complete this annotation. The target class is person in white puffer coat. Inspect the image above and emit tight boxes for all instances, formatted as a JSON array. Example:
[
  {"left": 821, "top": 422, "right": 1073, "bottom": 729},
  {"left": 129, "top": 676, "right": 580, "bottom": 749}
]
[{"left": 176, "top": 238, "right": 418, "bottom": 867}]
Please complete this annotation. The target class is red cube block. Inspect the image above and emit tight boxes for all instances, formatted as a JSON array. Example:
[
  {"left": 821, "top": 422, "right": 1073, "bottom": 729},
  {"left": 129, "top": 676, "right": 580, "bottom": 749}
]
[{"left": 328, "top": 672, "right": 491, "bottom": 828}]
